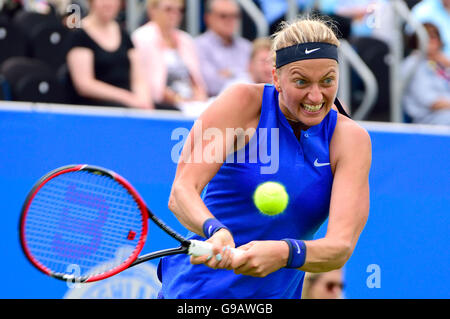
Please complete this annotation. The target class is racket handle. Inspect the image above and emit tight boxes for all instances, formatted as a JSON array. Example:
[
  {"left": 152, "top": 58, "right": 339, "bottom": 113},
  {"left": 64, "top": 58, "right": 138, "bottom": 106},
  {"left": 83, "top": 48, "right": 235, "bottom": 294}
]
[{"left": 188, "top": 240, "right": 244, "bottom": 257}]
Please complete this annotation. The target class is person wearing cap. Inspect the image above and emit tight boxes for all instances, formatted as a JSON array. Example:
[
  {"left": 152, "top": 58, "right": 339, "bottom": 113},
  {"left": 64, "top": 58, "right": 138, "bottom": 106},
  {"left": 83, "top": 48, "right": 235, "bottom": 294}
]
[{"left": 157, "top": 16, "right": 371, "bottom": 299}]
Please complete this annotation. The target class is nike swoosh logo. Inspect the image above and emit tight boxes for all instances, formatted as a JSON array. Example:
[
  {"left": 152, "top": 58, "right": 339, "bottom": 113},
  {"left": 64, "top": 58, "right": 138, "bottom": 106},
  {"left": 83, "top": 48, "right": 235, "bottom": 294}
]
[
  {"left": 294, "top": 241, "right": 301, "bottom": 254},
  {"left": 305, "top": 48, "right": 320, "bottom": 54},
  {"left": 314, "top": 158, "right": 330, "bottom": 167},
  {"left": 208, "top": 225, "right": 213, "bottom": 236}
]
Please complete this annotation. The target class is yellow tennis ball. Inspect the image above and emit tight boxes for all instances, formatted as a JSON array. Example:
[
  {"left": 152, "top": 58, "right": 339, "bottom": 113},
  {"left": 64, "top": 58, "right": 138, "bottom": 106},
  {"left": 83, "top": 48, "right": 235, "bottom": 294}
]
[{"left": 253, "top": 182, "right": 289, "bottom": 216}]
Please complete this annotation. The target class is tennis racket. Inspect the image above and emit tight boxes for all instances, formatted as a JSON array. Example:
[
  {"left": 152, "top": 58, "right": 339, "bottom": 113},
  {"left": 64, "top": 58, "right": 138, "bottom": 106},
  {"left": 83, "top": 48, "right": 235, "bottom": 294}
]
[{"left": 20, "top": 164, "right": 239, "bottom": 283}]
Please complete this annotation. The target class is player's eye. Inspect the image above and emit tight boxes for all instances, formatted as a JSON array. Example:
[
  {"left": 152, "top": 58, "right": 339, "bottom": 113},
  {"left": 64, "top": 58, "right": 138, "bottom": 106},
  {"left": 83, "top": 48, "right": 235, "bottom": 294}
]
[
  {"left": 295, "top": 79, "right": 307, "bottom": 86},
  {"left": 322, "top": 77, "right": 334, "bottom": 85}
]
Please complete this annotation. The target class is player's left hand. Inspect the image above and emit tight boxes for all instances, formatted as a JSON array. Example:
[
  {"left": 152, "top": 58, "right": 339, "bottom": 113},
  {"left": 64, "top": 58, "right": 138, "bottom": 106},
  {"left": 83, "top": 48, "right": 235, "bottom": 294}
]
[{"left": 231, "top": 240, "right": 290, "bottom": 277}]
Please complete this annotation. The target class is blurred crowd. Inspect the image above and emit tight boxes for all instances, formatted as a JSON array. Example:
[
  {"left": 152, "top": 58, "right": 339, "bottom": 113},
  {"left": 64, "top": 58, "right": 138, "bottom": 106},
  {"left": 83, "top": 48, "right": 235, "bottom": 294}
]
[
  {"left": 302, "top": 269, "right": 345, "bottom": 299},
  {"left": 0, "top": 0, "right": 449, "bottom": 124}
]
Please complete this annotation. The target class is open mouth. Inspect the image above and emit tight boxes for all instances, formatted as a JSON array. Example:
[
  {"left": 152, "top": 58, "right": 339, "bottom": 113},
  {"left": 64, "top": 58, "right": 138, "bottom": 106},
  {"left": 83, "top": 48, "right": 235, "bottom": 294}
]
[{"left": 301, "top": 103, "right": 324, "bottom": 113}]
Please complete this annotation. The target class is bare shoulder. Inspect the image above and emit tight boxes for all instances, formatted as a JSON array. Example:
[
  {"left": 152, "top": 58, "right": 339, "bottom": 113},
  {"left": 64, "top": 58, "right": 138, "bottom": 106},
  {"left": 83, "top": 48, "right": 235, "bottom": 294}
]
[
  {"left": 330, "top": 113, "right": 372, "bottom": 168},
  {"left": 199, "top": 83, "right": 265, "bottom": 129},
  {"left": 335, "top": 113, "right": 371, "bottom": 143},
  {"left": 214, "top": 82, "right": 264, "bottom": 111}
]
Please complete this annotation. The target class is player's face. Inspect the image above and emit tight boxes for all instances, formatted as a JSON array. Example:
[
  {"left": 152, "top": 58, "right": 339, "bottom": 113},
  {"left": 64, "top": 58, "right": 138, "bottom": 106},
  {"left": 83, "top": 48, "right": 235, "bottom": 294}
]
[{"left": 273, "top": 59, "right": 339, "bottom": 130}]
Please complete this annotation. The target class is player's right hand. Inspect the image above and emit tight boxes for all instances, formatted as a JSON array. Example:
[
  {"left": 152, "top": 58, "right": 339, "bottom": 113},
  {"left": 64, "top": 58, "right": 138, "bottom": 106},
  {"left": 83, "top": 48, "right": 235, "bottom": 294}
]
[{"left": 190, "top": 228, "right": 235, "bottom": 270}]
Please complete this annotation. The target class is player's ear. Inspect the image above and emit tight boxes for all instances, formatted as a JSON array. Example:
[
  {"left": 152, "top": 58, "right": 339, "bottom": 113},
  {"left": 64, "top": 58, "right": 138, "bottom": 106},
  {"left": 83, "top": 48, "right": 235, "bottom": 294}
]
[{"left": 272, "top": 68, "right": 280, "bottom": 92}]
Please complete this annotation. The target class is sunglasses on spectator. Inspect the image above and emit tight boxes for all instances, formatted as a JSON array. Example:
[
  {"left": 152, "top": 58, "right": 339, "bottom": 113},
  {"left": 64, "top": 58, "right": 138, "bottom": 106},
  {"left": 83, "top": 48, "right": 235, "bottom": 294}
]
[
  {"left": 160, "top": 5, "right": 184, "bottom": 14},
  {"left": 212, "top": 11, "right": 241, "bottom": 20},
  {"left": 325, "top": 281, "right": 345, "bottom": 292}
]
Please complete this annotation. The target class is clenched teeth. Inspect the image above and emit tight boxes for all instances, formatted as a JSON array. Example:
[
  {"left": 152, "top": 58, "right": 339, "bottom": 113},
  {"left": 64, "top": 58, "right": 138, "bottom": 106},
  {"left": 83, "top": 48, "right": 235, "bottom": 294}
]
[{"left": 302, "top": 103, "right": 324, "bottom": 112}]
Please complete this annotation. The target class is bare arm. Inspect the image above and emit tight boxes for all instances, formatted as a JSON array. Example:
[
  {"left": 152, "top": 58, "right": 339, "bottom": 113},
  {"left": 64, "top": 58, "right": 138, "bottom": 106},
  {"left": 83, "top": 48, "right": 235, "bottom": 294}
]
[
  {"left": 168, "top": 83, "right": 263, "bottom": 268},
  {"left": 190, "top": 78, "right": 208, "bottom": 102},
  {"left": 67, "top": 47, "right": 150, "bottom": 108},
  {"left": 301, "top": 117, "right": 371, "bottom": 272},
  {"left": 431, "top": 98, "right": 450, "bottom": 111},
  {"left": 168, "top": 83, "right": 262, "bottom": 235},
  {"left": 128, "top": 48, "right": 154, "bottom": 109}
]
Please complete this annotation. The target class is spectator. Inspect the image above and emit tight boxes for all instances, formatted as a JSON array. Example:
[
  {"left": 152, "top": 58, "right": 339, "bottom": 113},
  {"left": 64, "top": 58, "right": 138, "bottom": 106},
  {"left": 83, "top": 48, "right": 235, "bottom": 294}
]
[
  {"left": 195, "top": 0, "right": 251, "bottom": 97},
  {"left": 247, "top": 37, "right": 274, "bottom": 84},
  {"left": 181, "top": 37, "right": 273, "bottom": 118},
  {"left": 224, "top": 37, "right": 273, "bottom": 87},
  {"left": 402, "top": 22, "right": 450, "bottom": 125},
  {"left": 411, "top": 0, "right": 450, "bottom": 58},
  {"left": 65, "top": 0, "right": 152, "bottom": 108},
  {"left": 132, "top": 0, "right": 207, "bottom": 110},
  {"left": 302, "top": 269, "right": 345, "bottom": 299}
]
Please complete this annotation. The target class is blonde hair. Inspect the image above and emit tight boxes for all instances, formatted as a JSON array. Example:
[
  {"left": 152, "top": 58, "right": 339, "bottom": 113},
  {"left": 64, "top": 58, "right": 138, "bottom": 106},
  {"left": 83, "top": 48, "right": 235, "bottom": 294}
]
[
  {"left": 271, "top": 16, "right": 340, "bottom": 66},
  {"left": 250, "top": 37, "right": 272, "bottom": 60},
  {"left": 146, "top": 0, "right": 184, "bottom": 9}
]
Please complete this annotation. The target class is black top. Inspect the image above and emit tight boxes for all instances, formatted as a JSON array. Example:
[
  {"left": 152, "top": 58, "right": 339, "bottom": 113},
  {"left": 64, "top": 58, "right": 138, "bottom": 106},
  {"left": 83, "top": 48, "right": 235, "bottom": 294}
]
[
  {"left": 334, "top": 97, "right": 351, "bottom": 118},
  {"left": 65, "top": 27, "right": 134, "bottom": 107}
]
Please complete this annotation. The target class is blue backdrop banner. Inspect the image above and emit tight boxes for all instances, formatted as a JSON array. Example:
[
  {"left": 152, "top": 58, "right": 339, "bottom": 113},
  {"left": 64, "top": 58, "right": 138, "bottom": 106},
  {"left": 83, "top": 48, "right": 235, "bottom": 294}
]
[{"left": 1, "top": 104, "right": 449, "bottom": 299}]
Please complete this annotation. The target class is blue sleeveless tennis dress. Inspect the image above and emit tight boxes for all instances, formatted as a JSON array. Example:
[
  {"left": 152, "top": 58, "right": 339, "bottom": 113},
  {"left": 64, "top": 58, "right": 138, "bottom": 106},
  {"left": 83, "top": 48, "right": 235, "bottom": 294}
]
[{"left": 158, "top": 84, "right": 337, "bottom": 298}]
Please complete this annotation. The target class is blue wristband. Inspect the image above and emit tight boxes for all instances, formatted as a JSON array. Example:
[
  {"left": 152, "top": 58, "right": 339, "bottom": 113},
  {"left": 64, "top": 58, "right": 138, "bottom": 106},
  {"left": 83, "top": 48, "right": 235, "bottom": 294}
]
[
  {"left": 282, "top": 239, "right": 307, "bottom": 268},
  {"left": 202, "top": 218, "right": 230, "bottom": 239}
]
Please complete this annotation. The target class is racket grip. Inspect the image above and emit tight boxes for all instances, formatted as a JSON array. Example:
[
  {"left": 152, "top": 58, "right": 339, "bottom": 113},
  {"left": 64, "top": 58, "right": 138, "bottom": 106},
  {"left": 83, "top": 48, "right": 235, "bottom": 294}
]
[{"left": 188, "top": 240, "right": 244, "bottom": 257}]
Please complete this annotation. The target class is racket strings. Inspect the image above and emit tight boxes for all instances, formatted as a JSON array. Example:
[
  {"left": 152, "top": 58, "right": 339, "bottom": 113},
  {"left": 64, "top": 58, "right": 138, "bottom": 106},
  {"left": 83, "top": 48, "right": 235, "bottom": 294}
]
[{"left": 23, "top": 171, "right": 146, "bottom": 279}]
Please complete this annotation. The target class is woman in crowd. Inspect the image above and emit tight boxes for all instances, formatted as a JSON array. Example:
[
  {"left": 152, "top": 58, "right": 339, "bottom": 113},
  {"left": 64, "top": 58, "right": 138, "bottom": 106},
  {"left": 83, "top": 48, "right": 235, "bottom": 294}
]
[
  {"left": 402, "top": 22, "right": 450, "bottom": 125},
  {"left": 132, "top": 0, "right": 207, "bottom": 110},
  {"left": 66, "top": 0, "right": 152, "bottom": 108}
]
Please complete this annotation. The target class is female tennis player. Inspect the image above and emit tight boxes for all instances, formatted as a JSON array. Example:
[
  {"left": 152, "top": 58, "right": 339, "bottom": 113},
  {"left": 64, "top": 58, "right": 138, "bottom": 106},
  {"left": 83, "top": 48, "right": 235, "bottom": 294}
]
[{"left": 158, "top": 16, "right": 371, "bottom": 298}]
